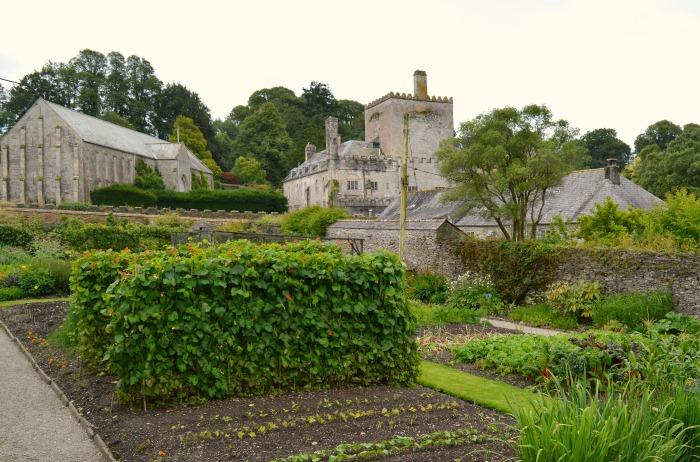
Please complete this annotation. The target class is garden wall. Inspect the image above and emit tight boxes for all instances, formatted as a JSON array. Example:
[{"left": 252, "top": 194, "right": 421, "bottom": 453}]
[{"left": 554, "top": 248, "right": 699, "bottom": 317}]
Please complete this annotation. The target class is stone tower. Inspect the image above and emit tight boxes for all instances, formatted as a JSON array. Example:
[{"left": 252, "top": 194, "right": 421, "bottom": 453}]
[{"left": 363, "top": 71, "right": 453, "bottom": 192}]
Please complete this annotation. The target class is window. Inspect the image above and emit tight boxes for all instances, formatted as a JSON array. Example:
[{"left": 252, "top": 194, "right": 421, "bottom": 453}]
[
  {"left": 346, "top": 180, "right": 359, "bottom": 191},
  {"left": 369, "top": 181, "right": 378, "bottom": 191},
  {"left": 408, "top": 185, "right": 418, "bottom": 192}
]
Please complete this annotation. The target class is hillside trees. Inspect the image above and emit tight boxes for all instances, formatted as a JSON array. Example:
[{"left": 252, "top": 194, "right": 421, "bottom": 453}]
[
  {"left": 437, "top": 104, "right": 587, "bottom": 241},
  {"left": 169, "top": 115, "right": 221, "bottom": 179},
  {"left": 634, "top": 120, "right": 682, "bottom": 153}
]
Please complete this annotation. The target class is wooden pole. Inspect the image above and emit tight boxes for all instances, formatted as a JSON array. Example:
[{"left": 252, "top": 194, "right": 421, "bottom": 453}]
[{"left": 399, "top": 113, "right": 409, "bottom": 262}]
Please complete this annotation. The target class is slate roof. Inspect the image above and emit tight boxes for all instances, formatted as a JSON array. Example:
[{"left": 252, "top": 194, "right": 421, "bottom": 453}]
[
  {"left": 379, "top": 168, "right": 663, "bottom": 226},
  {"left": 328, "top": 219, "right": 450, "bottom": 231},
  {"left": 284, "top": 140, "right": 384, "bottom": 181},
  {"left": 43, "top": 99, "right": 212, "bottom": 174}
]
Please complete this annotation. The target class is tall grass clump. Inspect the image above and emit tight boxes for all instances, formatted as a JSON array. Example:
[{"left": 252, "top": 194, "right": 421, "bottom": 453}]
[
  {"left": 514, "top": 380, "right": 691, "bottom": 461},
  {"left": 592, "top": 290, "right": 673, "bottom": 330}
]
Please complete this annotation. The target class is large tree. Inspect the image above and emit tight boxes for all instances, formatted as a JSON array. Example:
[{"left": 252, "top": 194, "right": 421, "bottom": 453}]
[
  {"left": 169, "top": 115, "right": 222, "bottom": 177},
  {"left": 232, "top": 156, "right": 267, "bottom": 185},
  {"left": 634, "top": 123, "right": 700, "bottom": 196},
  {"left": 154, "top": 83, "right": 213, "bottom": 142},
  {"left": 634, "top": 120, "right": 682, "bottom": 153},
  {"left": 581, "top": 128, "right": 632, "bottom": 168},
  {"left": 69, "top": 49, "right": 107, "bottom": 116},
  {"left": 233, "top": 102, "right": 292, "bottom": 185},
  {"left": 437, "top": 104, "right": 586, "bottom": 241}
]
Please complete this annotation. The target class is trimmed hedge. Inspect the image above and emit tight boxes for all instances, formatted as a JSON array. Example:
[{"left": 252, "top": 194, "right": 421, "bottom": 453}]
[
  {"left": 155, "top": 188, "right": 287, "bottom": 213},
  {"left": 70, "top": 240, "right": 418, "bottom": 403},
  {"left": 280, "top": 206, "right": 349, "bottom": 237},
  {"left": 90, "top": 184, "right": 288, "bottom": 212},
  {"left": 91, "top": 184, "right": 157, "bottom": 207}
]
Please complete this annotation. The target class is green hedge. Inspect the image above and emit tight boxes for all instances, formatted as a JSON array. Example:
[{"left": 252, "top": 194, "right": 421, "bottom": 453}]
[
  {"left": 54, "top": 217, "right": 181, "bottom": 252},
  {"left": 90, "top": 184, "right": 288, "bottom": 213},
  {"left": 280, "top": 206, "right": 348, "bottom": 237},
  {"left": 155, "top": 188, "right": 287, "bottom": 213},
  {"left": 91, "top": 184, "right": 157, "bottom": 207},
  {"left": 0, "top": 224, "right": 34, "bottom": 248},
  {"left": 70, "top": 241, "right": 418, "bottom": 403}
]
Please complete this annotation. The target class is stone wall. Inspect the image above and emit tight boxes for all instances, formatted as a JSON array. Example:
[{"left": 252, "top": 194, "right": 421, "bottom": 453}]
[
  {"left": 327, "top": 221, "right": 467, "bottom": 276},
  {"left": 553, "top": 248, "right": 700, "bottom": 317}
]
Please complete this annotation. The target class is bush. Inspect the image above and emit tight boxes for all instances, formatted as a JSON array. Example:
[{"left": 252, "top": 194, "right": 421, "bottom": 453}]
[
  {"left": 0, "top": 246, "right": 32, "bottom": 265},
  {"left": 545, "top": 280, "right": 601, "bottom": 320},
  {"left": 407, "top": 272, "right": 448, "bottom": 304},
  {"left": 514, "top": 381, "right": 690, "bottom": 461},
  {"left": 508, "top": 304, "right": 578, "bottom": 330},
  {"left": 460, "top": 238, "right": 562, "bottom": 303},
  {"left": 29, "top": 236, "right": 68, "bottom": 259},
  {"left": 69, "top": 249, "right": 139, "bottom": 367},
  {"left": 57, "top": 201, "right": 90, "bottom": 211},
  {"left": 53, "top": 217, "right": 177, "bottom": 251},
  {"left": 155, "top": 188, "right": 287, "bottom": 213},
  {"left": 71, "top": 241, "right": 419, "bottom": 402},
  {"left": 31, "top": 257, "right": 72, "bottom": 293},
  {"left": 91, "top": 184, "right": 157, "bottom": 207},
  {"left": 17, "top": 267, "right": 55, "bottom": 296},
  {"left": 592, "top": 290, "right": 673, "bottom": 330},
  {"left": 0, "top": 287, "right": 26, "bottom": 301},
  {"left": 446, "top": 272, "right": 504, "bottom": 314},
  {"left": 0, "top": 224, "right": 34, "bottom": 248},
  {"left": 133, "top": 159, "right": 165, "bottom": 191},
  {"left": 280, "top": 206, "right": 348, "bottom": 237}
]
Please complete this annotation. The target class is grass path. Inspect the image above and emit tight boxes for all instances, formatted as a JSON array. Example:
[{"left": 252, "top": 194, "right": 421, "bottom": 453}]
[
  {"left": 0, "top": 297, "right": 70, "bottom": 308},
  {"left": 418, "top": 361, "right": 542, "bottom": 414}
]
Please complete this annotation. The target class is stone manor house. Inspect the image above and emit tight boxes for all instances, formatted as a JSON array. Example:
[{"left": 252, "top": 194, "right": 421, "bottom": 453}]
[
  {"left": 0, "top": 98, "right": 213, "bottom": 206},
  {"left": 283, "top": 71, "right": 453, "bottom": 214}
]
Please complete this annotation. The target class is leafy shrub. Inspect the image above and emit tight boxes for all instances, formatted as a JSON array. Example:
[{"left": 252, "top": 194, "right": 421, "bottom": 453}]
[
  {"left": 57, "top": 201, "right": 90, "bottom": 211},
  {"left": 280, "top": 206, "right": 348, "bottom": 237},
  {"left": 91, "top": 184, "right": 157, "bottom": 207},
  {"left": 0, "top": 246, "right": 32, "bottom": 265},
  {"left": 407, "top": 272, "right": 448, "bottom": 304},
  {"left": 514, "top": 381, "right": 689, "bottom": 462},
  {"left": 17, "top": 267, "right": 55, "bottom": 296},
  {"left": 654, "top": 312, "right": 700, "bottom": 335},
  {"left": 460, "top": 238, "right": 562, "bottom": 303},
  {"left": 578, "top": 198, "right": 649, "bottom": 242},
  {"left": 155, "top": 188, "right": 287, "bottom": 212},
  {"left": 0, "top": 224, "right": 34, "bottom": 248},
  {"left": 592, "top": 290, "right": 673, "bottom": 330},
  {"left": 69, "top": 249, "right": 139, "bottom": 367},
  {"left": 31, "top": 257, "right": 72, "bottom": 293},
  {"left": 0, "top": 286, "right": 26, "bottom": 301},
  {"left": 446, "top": 272, "right": 504, "bottom": 314},
  {"left": 29, "top": 236, "right": 68, "bottom": 259},
  {"left": 133, "top": 159, "right": 165, "bottom": 190},
  {"left": 545, "top": 280, "right": 601, "bottom": 319},
  {"left": 53, "top": 217, "right": 177, "bottom": 251},
  {"left": 508, "top": 304, "right": 578, "bottom": 330},
  {"left": 409, "top": 300, "right": 482, "bottom": 327},
  {"left": 71, "top": 241, "right": 419, "bottom": 403}
]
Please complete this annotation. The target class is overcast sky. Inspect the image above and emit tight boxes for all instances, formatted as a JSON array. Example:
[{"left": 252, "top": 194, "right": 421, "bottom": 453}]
[{"left": 2, "top": 0, "right": 699, "bottom": 146}]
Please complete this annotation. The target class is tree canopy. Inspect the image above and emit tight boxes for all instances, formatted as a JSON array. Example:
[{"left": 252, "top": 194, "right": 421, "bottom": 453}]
[
  {"left": 169, "top": 115, "right": 222, "bottom": 178},
  {"left": 437, "top": 104, "right": 586, "bottom": 241},
  {"left": 633, "top": 123, "right": 700, "bottom": 197},
  {"left": 232, "top": 156, "right": 267, "bottom": 185},
  {"left": 634, "top": 120, "right": 682, "bottom": 153},
  {"left": 581, "top": 128, "right": 632, "bottom": 168}
]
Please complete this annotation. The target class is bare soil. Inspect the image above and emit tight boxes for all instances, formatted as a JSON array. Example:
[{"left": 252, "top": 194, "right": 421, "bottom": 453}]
[{"left": 0, "top": 302, "right": 517, "bottom": 462}]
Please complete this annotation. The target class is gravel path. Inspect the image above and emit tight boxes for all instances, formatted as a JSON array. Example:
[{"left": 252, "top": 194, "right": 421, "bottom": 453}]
[
  {"left": 482, "top": 317, "right": 562, "bottom": 337},
  {"left": 0, "top": 326, "right": 104, "bottom": 462}
]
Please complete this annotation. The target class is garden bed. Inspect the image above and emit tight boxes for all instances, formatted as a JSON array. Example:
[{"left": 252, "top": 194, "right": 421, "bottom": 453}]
[
  {"left": 0, "top": 302, "right": 516, "bottom": 462},
  {"left": 416, "top": 324, "right": 533, "bottom": 389}
]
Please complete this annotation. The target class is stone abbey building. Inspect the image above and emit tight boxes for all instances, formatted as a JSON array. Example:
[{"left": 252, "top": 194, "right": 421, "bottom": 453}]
[
  {"left": 0, "top": 98, "right": 213, "bottom": 206},
  {"left": 283, "top": 71, "right": 453, "bottom": 213}
]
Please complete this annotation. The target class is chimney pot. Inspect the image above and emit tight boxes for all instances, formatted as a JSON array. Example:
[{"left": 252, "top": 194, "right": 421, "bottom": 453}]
[
  {"left": 304, "top": 143, "right": 316, "bottom": 162},
  {"left": 413, "top": 70, "right": 428, "bottom": 100},
  {"left": 605, "top": 158, "right": 620, "bottom": 185}
]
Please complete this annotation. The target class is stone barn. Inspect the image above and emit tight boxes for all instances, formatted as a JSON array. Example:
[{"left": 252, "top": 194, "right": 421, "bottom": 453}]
[
  {"left": 0, "top": 98, "right": 213, "bottom": 205},
  {"left": 326, "top": 219, "right": 467, "bottom": 276}
]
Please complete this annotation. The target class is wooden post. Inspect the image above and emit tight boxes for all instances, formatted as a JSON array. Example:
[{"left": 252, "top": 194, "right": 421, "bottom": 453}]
[{"left": 399, "top": 113, "right": 409, "bottom": 262}]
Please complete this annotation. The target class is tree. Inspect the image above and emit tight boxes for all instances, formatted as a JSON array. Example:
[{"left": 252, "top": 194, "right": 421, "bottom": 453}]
[
  {"left": 168, "top": 115, "right": 222, "bottom": 178},
  {"left": 634, "top": 120, "right": 682, "bottom": 154},
  {"left": 154, "top": 83, "right": 213, "bottom": 142},
  {"left": 133, "top": 159, "right": 165, "bottom": 190},
  {"left": 69, "top": 49, "right": 107, "bottom": 116},
  {"left": 125, "top": 55, "right": 162, "bottom": 134},
  {"left": 581, "top": 128, "right": 632, "bottom": 168},
  {"left": 233, "top": 102, "right": 292, "bottom": 185},
  {"left": 210, "top": 119, "right": 237, "bottom": 171},
  {"left": 337, "top": 99, "right": 365, "bottom": 141},
  {"left": 233, "top": 156, "right": 267, "bottom": 185},
  {"left": 100, "top": 111, "right": 134, "bottom": 129},
  {"left": 437, "top": 104, "right": 586, "bottom": 241},
  {"left": 0, "top": 83, "right": 8, "bottom": 133},
  {"left": 103, "top": 52, "right": 130, "bottom": 118},
  {"left": 634, "top": 123, "right": 700, "bottom": 196}
]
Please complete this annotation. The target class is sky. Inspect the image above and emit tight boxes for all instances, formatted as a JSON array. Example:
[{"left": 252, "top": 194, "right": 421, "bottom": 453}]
[{"left": 1, "top": 0, "right": 699, "bottom": 146}]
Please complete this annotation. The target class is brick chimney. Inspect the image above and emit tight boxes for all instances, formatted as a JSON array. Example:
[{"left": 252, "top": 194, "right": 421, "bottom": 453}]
[
  {"left": 304, "top": 143, "right": 316, "bottom": 162},
  {"left": 605, "top": 158, "right": 620, "bottom": 185},
  {"left": 413, "top": 70, "right": 428, "bottom": 99},
  {"left": 325, "top": 116, "right": 339, "bottom": 160}
]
